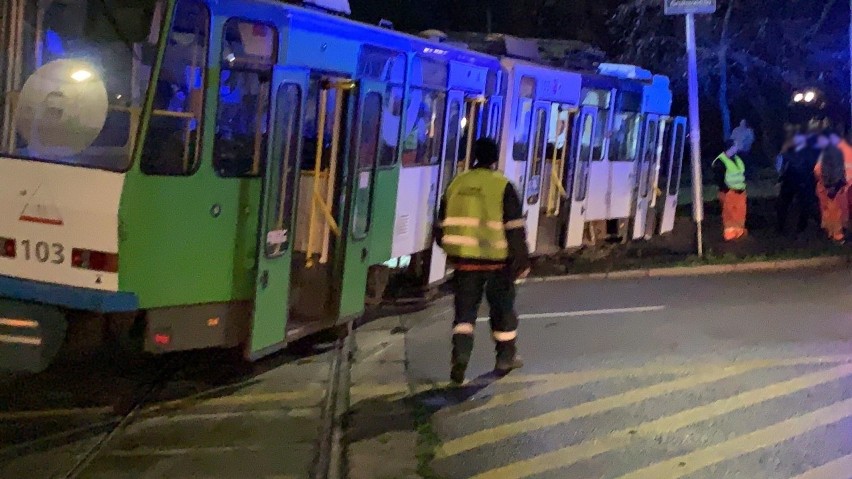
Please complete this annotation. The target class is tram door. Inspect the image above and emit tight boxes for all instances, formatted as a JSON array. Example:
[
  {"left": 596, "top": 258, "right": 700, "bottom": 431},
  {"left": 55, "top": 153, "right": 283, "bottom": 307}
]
[
  {"left": 632, "top": 115, "right": 661, "bottom": 240},
  {"left": 336, "top": 79, "right": 387, "bottom": 318},
  {"left": 428, "top": 90, "right": 465, "bottom": 284},
  {"left": 288, "top": 76, "right": 356, "bottom": 337},
  {"left": 565, "top": 106, "right": 597, "bottom": 248},
  {"left": 523, "top": 102, "right": 551, "bottom": 250},
  {"left": 250, "top": 67, "right": 308, "bottom": 356},
  {"left": 537, "top": 104, "right": 574, "bottom": 254},
  {"left": 659, "top": 117, "right": 687, "bottom": 234}
]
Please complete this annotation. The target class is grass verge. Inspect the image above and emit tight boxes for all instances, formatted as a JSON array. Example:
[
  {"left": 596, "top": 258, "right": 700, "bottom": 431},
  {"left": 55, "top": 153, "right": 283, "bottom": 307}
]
[{"left": 412, "top": 400, "right": 446, "bottom": 479}]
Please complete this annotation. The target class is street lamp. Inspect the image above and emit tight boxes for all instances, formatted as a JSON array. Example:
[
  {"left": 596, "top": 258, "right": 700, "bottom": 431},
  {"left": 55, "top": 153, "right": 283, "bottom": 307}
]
[{"left": 792, "top": 89, "right": 818, "bottom": 104}]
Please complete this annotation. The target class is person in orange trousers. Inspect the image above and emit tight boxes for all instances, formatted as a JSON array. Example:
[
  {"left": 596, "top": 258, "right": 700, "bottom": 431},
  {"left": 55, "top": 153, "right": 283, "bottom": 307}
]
[
  {"left": 712, "top": 140, "right": 747, "bottom": 241},
  {"left": 833, "top": 131, "right": 852, "bottom": 218},
  {"left": 814, "top": 130, "right": 848, "bottom": 244}
]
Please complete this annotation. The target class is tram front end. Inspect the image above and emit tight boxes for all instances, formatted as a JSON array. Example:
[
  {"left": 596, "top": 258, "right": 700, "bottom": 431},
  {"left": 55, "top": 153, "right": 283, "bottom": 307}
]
[{"left": 0, "top": 0, "right": 165, "bottom": 372}]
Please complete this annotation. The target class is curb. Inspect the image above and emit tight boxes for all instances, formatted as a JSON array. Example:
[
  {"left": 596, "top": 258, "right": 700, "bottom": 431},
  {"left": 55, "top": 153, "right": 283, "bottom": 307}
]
[{"left": 519, "top": 256, "right": 851, "bottom": 284}]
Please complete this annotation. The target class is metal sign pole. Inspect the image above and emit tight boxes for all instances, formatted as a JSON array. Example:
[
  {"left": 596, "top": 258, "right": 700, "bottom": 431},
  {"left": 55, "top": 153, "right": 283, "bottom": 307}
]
[
  {"left": 685, "top": 13, "right": 705, "bottom": 257},
  {"left": 665, "top": 0, "right": 714, "bottom": 257}
]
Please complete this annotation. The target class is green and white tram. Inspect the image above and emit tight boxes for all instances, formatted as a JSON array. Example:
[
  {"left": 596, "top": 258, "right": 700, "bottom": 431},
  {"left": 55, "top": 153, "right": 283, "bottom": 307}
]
[
  {"left": 0, "top": 0, "right": 496, "bottom": 372},
  {"left": 0, "top": 0, "right": 687, "bottom": 373}
]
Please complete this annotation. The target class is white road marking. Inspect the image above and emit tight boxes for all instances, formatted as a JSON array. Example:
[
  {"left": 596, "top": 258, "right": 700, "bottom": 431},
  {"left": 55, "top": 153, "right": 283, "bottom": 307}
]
[{"left": 476, "top": 305, "right": 666, "bottom": 322}]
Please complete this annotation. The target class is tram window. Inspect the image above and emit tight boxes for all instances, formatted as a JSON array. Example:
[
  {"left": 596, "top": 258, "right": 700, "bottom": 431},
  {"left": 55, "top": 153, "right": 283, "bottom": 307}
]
[
  {"left": 479, "top": 102, "right": 490, "bottom": 140},
  {"left": 609, "top": 112, "right": 642, "bottom": 162},
  {"left": 548, "top": 106, "right": 570, "bottom": 151},
  {"left": 512, "top": 99, "right": 533, "bottom": 162},
  {"left": 358, "top": 46, "right": 405, "bottom": 84},
  {"left": 512, "top": 77, "right": 535, "bottom": 162},
  {"left": 213, "top": 19, "right": 277, "bottom": 178},
  {"left": 439, "top": 100, "right": 462, "bottom": 200},
  {"left": 581, "top": 88, "right": 611, "bottom": 162},
  {"left": 458, "top": 100, "right": 483, "bottom": 167},
  {"left": 639, "top": 120, "right": 659, "bottom": 198},
  {"left": 353, "top": 93, "right": 382, "bottom": 239},
  {"left": 378, "top": 86, "right": 403, "bottom": 167},
  {"left": 485, "top": 70, "right": 499, "bottom": 97},
  {"left": 591, "top": 110, "right": 609, "bottom": 161},
  {"left": 527, "top": 107, "right": 547, "bottom": 204},
  {"left": 416, "top": 57, "right": 449, "bottom": 91},
  {"left": 141, "top": 0, "right": 209, "bottom": 176},
  {"left": 0, "top": 0, "right": 165, "bottom": 171},
  {"left": 401, "top": 89, "right": 445, "bottom": 167},
  {"left": 488, "top": 102, "right": 502, "bottom": 140},
  {"left": 668, "top": 123, "right": 686, "bottom": 196},
  {"left": 574, "top": 114, "right": 594, "bottom": 202},
  {"left": 300, "top": 80, "right": 352, "bottom": 172},
  {"left": 265, "top": 83, "right": 302, "bottom": 258}
]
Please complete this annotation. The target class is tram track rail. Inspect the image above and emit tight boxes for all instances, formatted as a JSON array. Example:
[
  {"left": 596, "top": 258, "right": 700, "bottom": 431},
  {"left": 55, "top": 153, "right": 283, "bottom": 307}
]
[
  {"left": 58, "top": 358, "right": 181, "bottom": 479},
  {"left": 1, "top": 327, "right": 355, "bottom": 479},
  {"left": 313, "top": 323, "right": 353, "bottom": 479}
]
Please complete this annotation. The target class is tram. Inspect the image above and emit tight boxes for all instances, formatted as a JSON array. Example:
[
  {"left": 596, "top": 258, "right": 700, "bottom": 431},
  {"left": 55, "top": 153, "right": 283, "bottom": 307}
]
[{"left": 0, "top": 0, "right": 685, "bottom": 373}]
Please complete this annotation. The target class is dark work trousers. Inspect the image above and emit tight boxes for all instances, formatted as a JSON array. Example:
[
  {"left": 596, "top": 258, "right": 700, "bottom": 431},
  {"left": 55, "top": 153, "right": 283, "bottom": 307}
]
[
  {"left": 451, "top": 268, "right": 519, "bottom": 367},
  {"left": 777, "top": 179, "right": 818, "bottom": 234}
]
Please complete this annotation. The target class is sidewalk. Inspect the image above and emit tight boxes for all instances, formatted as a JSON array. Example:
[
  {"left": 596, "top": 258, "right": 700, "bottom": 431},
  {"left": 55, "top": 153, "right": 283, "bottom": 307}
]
[
  {"left": 347, "top": 303, "right": 453, "bottom": 479},
  {"left": 539, "top": 196, "right": 850, "bottom": 278}
]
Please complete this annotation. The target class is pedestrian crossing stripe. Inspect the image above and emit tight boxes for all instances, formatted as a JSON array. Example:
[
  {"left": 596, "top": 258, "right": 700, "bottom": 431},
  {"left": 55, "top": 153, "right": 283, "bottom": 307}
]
[
  {"left": 437, "top": 356, "right": 852, "bottom": 458},
  {"left": 618, "top": 396, "right": 852, "bottom": 478},
  {"left": 465, "top": 361, "right": 852, "bottom": 479},
  {"left": 443, "top": 366, "right": 693, "bottom": 417}
]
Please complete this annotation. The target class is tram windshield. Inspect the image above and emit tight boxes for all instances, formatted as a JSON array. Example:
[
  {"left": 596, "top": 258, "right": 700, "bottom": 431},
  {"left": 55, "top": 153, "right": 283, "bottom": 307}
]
[
  {"left": 609, "top": 92, "right": 642, "bottom": 162},
  {"left": 0, "top": 0, "right": 165, "bottom": 171}
]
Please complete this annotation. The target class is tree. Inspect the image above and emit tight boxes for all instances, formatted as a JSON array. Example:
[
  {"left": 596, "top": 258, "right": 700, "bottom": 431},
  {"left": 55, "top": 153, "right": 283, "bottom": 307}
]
[
  {"left": 349, "top": 0, "right": 622, "bottom": 42},
  {"left": 610, "top": 0, "right": 845, "bottom": 163}
]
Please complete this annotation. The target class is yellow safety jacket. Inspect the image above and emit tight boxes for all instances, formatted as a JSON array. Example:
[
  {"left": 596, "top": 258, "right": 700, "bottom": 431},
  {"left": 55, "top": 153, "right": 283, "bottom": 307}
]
[
  {"left": 441, "top": 169, "right": 515, "bottom": 261},
  {"left": 716, "top": 153, "right": 746, "bottom": 191}
]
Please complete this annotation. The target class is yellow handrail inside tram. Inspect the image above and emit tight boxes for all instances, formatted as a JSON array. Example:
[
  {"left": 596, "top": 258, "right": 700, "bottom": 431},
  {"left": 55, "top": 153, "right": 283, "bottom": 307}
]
[
  {"left": 305, "top": 80, "right": 355, "bottom": 267},
  {"left": 461, "top": 96, "right": 486, "bottom": 172},
  {"left": 305, "top": 86, "right": 329, "bottom": 268}
]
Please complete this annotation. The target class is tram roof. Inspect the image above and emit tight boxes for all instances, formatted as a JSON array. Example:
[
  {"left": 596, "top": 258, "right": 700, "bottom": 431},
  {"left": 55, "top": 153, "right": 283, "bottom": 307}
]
[
  {"left": 579, "top": 73, "right": 645, "bottom": 94},
  {"left": 214, "top": 0, "right": 501, "bottom": 69}
]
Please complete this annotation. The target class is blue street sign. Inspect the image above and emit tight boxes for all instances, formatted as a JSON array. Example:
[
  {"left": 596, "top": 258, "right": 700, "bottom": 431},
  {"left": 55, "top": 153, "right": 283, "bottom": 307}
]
[{"left": 664, "top": 0, "right": 717, "bottom": 15}]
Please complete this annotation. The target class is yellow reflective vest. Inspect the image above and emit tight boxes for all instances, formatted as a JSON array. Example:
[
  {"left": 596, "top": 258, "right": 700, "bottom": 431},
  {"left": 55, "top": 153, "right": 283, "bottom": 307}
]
[
  {"left": 441, "top": 169, "right": 512, "bottom": 261},
  {"left": 716, "top": 154, "right": 746, "bottom": 190}
]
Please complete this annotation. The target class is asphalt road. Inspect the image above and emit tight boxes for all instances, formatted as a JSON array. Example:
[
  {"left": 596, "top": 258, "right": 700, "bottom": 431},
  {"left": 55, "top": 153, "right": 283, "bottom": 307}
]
[{"left": 407, "top": 268, "right": 852, "bottom": 479}]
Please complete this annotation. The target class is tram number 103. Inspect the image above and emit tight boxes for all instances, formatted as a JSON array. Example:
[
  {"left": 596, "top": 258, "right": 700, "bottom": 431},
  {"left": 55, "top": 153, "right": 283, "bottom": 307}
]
[{"left": 19, "top": 240, "right": 65, "bottom": 265}]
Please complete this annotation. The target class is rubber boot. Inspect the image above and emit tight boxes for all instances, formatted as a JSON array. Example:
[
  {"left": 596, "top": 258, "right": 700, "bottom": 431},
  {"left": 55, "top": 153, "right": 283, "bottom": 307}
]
[
  {"left": 451, "top": 334, "right": 474, "bottom": 384},
  {"left": 495, "top": 339, "right": 523, "bottom": 374}
]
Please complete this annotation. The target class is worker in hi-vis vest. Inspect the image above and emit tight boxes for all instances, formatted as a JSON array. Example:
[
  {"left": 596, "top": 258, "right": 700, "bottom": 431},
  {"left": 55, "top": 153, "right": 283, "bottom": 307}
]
[
  {"left": 434, "top": 138, "right": 530, "bottom": 385},
  {"left": 712, "top": 139, "right": 748, "bottom": 241}
]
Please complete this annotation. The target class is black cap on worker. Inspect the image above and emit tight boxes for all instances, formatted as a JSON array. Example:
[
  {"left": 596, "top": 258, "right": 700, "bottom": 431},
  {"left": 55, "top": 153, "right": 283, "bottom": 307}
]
[{"left": 474, "top": 138, "right": 499, "bottom": 167}]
